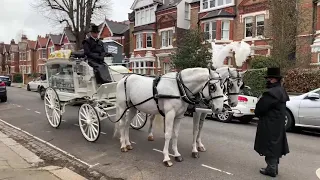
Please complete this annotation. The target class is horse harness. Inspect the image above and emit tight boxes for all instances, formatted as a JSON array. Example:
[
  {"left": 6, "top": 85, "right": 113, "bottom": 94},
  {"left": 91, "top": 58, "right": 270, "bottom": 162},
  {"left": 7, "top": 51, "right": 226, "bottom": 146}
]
[
  {"left": 122, "top": 68, "right": 224, "bottom": 118},
  {"left": 224, "top": 68, "right": 243, "bottom": 96}
]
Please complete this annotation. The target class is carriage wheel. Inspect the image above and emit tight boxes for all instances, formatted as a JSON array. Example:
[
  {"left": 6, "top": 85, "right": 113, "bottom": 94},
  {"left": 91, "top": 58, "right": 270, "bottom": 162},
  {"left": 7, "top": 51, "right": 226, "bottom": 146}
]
[
  {"left": 44, "top": 87, "right": 62, "bottom": 128},
  {"left": 78, "top": 103, "right": 101, "bottom": 142},
  {"left": 130, "top": 111, "right": 149, "bottom": 130}
]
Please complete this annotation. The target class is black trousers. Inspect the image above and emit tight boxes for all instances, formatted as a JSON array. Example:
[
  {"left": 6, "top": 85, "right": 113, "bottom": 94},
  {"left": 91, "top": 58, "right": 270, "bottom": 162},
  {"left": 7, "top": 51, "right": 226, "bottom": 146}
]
[
  {"left": 88, "top": 60, "right": 112, "bottom": 84},
  {"left": 265, "top": 156, "right": 279, "bottom": 172}
]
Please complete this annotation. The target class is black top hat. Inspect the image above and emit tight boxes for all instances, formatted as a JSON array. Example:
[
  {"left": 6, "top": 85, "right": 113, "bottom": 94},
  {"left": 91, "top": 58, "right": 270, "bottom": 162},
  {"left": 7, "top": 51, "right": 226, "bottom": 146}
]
[
  {"left": 90, "top": 24, "right": 99, "bottom": 33},
  {"left": 264, "top": 67, "right": 282, "bottom": 79}
]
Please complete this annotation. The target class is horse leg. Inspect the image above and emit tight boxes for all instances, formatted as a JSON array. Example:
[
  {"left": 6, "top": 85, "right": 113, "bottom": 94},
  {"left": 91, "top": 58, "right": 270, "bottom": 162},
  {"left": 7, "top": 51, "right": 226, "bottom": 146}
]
[
  {"left": 172, "top": 117, "right": 183, "bottom": 162},
  {"left": 125, "top": 108, "right": 136, "bottom": 150},
  {"left": 192, "top": 111, "right": 201, "bottom": 158},
  {"left": 147, "top": 115, "right": 155, "bottom": 141},
  {"left": 163, "top": 111, "right": 175, "bottom": 167},
  {"left": 197, "top": 113, "right": 207, "bottom": 152},
  {"left": 118, "top": 107, "right": 128, "bottom": 152}
]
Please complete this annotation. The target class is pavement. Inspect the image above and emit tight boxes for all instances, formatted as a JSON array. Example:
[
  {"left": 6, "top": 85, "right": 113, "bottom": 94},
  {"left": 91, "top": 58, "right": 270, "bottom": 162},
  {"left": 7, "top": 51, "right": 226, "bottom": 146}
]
[
  {"left": 0, "top": 131, "right": 87, "bottom": 180},
  {"left": 0, "top": 86, "right": 320, "bottom": 180}
]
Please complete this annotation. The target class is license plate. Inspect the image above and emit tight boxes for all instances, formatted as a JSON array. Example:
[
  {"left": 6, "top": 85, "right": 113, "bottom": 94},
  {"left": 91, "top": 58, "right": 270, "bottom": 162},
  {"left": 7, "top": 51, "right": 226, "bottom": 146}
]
[{"left": 250, "top": 109, "right": 255, "bottom": 113}]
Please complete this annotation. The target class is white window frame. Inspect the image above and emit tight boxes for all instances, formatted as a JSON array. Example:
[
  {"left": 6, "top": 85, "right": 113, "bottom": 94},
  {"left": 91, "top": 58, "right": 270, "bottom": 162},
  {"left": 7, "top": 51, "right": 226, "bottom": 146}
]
[
  {"left": 161, "top": 30, "right": 173, "bottom": 48},
  {"left": 203, "top": 21, "right": 217, "bottom": 41},
  {"left": 201, "top": 0, "right": 234, "bottom": 11},
  {"left": 256, "top": 15, "right": 265, "bottom": 37},
  {"left": 318, "top": 53, "right": 320, "bottom": 63},
  {"left": 244, "top": 17, "right": 253, "bottom": 38},
  {"left": 49, "top": 46, "right": 55, "bottom": 54},
  {"left": 221, "top": 20, "right": 230, "bottom": 40},
  {"left": 185, "top": 3, "right": 190, "bottom": 20},
  {"left": 146, "top": 33, "right": 153, "bottom": 48},
  {"left": 135, "top": 7, "right": 156, "bottom": 26},
  {"left": 136, "top": 34, "right": 143, "bottom": 49},
  {"left": 163, "top": 62, "right": 171, "bottom": 74}
]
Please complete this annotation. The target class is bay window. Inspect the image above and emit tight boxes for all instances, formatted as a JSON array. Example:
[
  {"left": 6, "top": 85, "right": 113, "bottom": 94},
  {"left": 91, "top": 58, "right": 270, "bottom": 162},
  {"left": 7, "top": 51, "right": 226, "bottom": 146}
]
[
  {"left": 185, "top": 3, "right": 190, "bottom": 20},
  {"left": 245, "top": 17, "right": 253, "bottom": 38},
  {"left": 202, "top": 0, "right": 233, "bottom": 10},
  {"left": 135, "top": 7, "right": 155, "bottom": 26},
  {"left": 221, "top": 21, "right": 230, "bottom": 40},
  {"left": 204, "top": 21, "right": 216, "bottom": 41},
  {"left": 136, "top": 34, "right": 143, "bottom": 49},
  {"left": 146, "top": 33, "right": 153, "bottom": 48},
  {"left": 161, "top": 30, "right": 173, "bottom": 47},
  {"left": 256, "top": 15, "right": 265, "bottom": 36}
]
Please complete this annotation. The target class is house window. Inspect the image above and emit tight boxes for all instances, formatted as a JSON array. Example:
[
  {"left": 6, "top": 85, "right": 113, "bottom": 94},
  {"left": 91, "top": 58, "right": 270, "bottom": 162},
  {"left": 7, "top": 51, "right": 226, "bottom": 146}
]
[
  {"left": 161, "top": 30, "right": 173, "bottom": 47},
  {"left": 221, "top": 21, "right": 230, "bottom": 40},
  {"left": 28, "top": 51, "right": 31, "bottom": 61},
  {"left": 185, "top": 3, "right": 190, "bottom": 20},
  {"left": 49, "top": 46, "right": 55, "bottom": 54},
  {"left": 39, "top": 49, "right": 47, "bottom": 59},
  {"left": 146, "top": 33, "right": 153, "bottom": 48},
  {"left": 136, "top": 34, "right": 143, "bottom": 49},
  {"left": 163, "top": 62, "right": 170, "bottom": 74},
  {"left": 135, "top": 7, "right": 155, "bottom": 26},
  {"left": 245, "top": 17, "right": 253, "bottom": 38},
  {"left": 256, "top": 15, "right": 265, "bottom": 36},
  {"left": 204, "top": 21, "right": 217, "bottom": 40},
  {"left": 318, "top": 53, "right": 320, "bottom": 63},
  {"left": 202, "top": 0, "right": 233, "bottom": 10}
]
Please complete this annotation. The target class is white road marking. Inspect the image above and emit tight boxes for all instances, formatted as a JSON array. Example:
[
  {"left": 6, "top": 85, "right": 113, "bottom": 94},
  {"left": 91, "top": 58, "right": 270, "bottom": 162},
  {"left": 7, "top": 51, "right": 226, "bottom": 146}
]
[
  {"left": 61, "top": 120, "right": 66, "bottom": 122},
  {"left": 0, "top": 118, "right": 97, "bottom": 168},
  {"left": 17, "top": 105, "right": 21, "bottom": 108},
  {"left": 152, "top": 148, "right": 174, "bottom": 157},
  {"left": 26, "top": 108, "right": 31, "bottom": 111},
  {"left": 316, "top": 168, "right": 320, "bottom": 179},
  {"left": 35, "top": 111, "right": 41, "bottom": 114},
  {"left": 74, "top": 124, "right": 80, "bottom": 127},
  {"left": 131, "top": 141, "right": 136, "bottom": 144},
  {"left": 100, "top": 132, "right": 107, "bottom": 135},
  {"left": 201, "top": 164, "right": 233, "bottom": 176}
]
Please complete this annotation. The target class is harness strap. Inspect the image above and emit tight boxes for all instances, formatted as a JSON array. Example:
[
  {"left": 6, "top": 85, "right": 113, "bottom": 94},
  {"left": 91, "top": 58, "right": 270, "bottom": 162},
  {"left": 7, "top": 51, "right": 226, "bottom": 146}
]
[
  {"left": 124, "top": 75, "right": 130, "bottom": 108},
  {"left": 153, "top": 76, "right": 166, "bottom": 117}
]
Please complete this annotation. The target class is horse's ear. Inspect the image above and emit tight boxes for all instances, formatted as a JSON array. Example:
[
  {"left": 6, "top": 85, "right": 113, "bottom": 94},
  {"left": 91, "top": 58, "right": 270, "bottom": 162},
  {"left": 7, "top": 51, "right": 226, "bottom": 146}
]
[{"left": 239, "top": 70, "right": 247, "bottom": 77}]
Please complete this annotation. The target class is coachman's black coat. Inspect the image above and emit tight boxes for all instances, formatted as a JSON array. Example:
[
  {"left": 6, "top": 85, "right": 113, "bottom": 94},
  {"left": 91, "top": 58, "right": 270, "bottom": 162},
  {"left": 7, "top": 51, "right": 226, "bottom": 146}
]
[{"left": 254, "top": 82, "right": 290, "bottom": 158}]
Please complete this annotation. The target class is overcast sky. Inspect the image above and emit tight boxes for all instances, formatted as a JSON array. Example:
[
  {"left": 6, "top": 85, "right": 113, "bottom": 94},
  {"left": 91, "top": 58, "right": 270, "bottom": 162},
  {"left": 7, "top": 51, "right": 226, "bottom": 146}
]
[{"left": 0, "top": 0, "right": 132, "bottom": 44}]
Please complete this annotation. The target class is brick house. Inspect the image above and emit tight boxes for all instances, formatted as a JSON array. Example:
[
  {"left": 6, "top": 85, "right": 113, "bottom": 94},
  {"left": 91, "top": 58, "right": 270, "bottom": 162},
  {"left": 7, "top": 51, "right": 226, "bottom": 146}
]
[
  {"left": 128, "top": 0, "right": 192, "bottom": 75},
  {"left": 46, "top": 34, "right": 62, "bottom": 55},
  {"left": 0, "top": 43, "right": 4, "bottom": 74},
  {"left": 18, "top": 35, "right": 29, "bottom": 74},
  {"left": 9, "top": 39, "right": 19, "bottom": 74},
  {"left": 60, "top": 26, "right": 76, "bottom": 51},
  {"left": 308, "top": 0, "right": 320, "bottom": 65},
  {"left": 2, "top": 44, "right": 10, "bottom": 74},
  {"left": 35, "top": 35, "right": 48, "bottom": 73}
]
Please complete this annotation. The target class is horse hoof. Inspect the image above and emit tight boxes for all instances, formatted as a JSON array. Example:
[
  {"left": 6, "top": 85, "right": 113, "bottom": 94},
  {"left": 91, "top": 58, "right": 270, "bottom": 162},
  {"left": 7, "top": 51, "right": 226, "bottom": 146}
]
[
  {"left": 120, "top": 147, "right": 128, "bottom": 152},
  {"left": 126, "top": 145, "right": 133, "bottom": 150},
  {"left": 192, "top": 152, "right": 200, "bottom": 158},
  {"left": 147, "top": 136, "right": 154, "bottom": 141},
  {"left": 174, "top": 156, "right": 184, "bottom": 162},
  {"left": 197, "top": 147, "right": 206, "bottom": 152},
  {"left": 163, "top": 160, "right": 173, "bottom": 167}
]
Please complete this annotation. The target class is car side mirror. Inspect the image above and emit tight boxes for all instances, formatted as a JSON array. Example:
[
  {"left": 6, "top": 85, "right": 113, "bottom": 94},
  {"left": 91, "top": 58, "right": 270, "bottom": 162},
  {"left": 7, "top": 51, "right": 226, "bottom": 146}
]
[{"left": 306, "top": 93, "right": 320, "bottom": 100}]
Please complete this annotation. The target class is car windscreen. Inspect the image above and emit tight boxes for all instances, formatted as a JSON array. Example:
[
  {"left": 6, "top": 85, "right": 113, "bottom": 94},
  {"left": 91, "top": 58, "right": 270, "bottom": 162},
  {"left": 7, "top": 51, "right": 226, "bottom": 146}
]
[{"left": 0, "top": 77, "right": 9, "bottom": 81}]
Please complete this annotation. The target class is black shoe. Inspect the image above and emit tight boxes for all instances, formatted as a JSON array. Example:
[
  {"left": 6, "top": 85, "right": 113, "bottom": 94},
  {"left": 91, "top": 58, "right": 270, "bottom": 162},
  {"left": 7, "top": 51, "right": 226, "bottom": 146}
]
[{"left": 260, "top": 168, "right": 277, "bottom": 177}]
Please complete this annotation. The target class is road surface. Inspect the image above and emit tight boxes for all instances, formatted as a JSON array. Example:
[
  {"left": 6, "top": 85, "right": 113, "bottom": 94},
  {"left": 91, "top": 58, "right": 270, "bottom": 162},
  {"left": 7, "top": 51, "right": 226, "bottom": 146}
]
[{"left": 0, "top": 87, "right": 319, "bottom": 180}]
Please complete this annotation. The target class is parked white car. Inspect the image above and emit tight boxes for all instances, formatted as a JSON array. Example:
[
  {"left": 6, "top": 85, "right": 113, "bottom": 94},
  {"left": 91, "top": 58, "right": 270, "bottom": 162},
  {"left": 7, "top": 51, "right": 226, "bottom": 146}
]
[
  {"left": 27, "top": 77, "right": 48, "bottom": 92},
  {"left": 285, "top": 88, "right": 320, "bottom": 131},
  {"left": 214, "top": 86, "right": 258, "bottom": 123}
]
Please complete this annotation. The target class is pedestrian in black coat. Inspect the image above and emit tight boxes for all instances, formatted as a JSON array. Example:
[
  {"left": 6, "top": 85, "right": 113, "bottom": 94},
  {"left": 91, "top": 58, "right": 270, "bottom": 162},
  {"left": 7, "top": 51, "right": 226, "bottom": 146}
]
[
  {"left": 254, "top": 67, "right": 290, "bottom": 178},
  {"left": 82, "top": 24, "right": 112, "bottom": 84}
]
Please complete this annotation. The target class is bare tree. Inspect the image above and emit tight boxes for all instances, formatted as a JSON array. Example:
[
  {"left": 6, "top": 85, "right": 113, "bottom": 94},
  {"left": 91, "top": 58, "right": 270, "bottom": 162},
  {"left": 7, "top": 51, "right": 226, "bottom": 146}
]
[{"left": 32, "top": 0, "right": 112, "bottom": 50}]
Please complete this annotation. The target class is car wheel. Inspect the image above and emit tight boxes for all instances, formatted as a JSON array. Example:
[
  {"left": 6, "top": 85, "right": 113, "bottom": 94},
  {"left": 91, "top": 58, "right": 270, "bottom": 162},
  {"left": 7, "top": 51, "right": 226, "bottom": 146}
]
[
  {"left": 214, "top": 104, "right": 233, "bottom": 123},
  {"left": 40, "top": 87, "right": 45, "bottom": 100},
  {"left": 27, "top": 84, "right": 31, "bottom": 91},
  {"left": 238, "top": 116, "right": 253, "bottom": 124},
  {"left": 1, "top": 96, "right": 7, "bottom": 102},
  {"left": 285, "top": 110, "right": 294, "bottom": 131}
]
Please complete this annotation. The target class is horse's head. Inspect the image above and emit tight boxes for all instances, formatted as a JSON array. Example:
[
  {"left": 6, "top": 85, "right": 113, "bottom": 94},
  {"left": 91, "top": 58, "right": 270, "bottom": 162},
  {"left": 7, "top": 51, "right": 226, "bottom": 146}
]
[
  {"left": 225, "top": 68, "right": 246, "bottom": 107},
  {"left": 202, "top": 69, "right": 224, "bottom": 113}
]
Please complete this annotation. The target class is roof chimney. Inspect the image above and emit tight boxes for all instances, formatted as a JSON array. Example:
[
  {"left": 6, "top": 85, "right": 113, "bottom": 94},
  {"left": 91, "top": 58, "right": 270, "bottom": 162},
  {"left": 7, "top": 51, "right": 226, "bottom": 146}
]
[
  {"left": 21, "top": 34, "right": 28, "bottom": 42},
  {"left": 10, "top": 39, "right": 15, "bottom": 45}
]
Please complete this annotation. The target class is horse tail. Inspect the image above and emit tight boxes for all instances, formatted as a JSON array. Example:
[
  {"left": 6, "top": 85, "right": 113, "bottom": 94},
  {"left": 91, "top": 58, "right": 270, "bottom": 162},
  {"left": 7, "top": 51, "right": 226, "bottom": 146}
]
[{"left": 113, "top": 78, "right": 128, "bottom": 138}]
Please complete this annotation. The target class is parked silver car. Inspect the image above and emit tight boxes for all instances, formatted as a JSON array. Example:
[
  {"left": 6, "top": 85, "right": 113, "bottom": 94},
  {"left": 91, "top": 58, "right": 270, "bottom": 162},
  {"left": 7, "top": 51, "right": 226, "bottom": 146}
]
[{"left": 286, "top": 88, "right": 320, "bottom": 131}]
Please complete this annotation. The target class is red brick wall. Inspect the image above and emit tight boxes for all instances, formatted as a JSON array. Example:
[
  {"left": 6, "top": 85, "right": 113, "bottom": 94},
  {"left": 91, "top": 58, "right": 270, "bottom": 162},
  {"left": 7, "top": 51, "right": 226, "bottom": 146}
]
[
  {"left": 190, "top": 3, "right": 200, "bottom": 30},
  {"left": 100, "top": 24, "right": 112, "bottom": 39}
]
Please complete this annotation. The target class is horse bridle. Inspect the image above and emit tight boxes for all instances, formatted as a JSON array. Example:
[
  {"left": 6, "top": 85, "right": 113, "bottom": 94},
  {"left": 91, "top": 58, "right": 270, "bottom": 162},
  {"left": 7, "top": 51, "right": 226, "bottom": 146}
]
[
  {"left": 225, "top": 68, "right": 244, "bottom": 97},
  {"left": 177, "top": 68, "right": 224, "bottom": 105}
]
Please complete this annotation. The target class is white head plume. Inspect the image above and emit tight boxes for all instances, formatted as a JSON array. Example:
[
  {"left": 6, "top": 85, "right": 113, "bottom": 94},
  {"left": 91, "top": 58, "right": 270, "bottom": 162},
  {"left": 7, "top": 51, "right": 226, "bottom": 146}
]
[
  {"left": 233, "top": 41, "right": 251, "bottom": 67},
  {"left": 211, "top": 42, "right": 233, "bottom": 68}
]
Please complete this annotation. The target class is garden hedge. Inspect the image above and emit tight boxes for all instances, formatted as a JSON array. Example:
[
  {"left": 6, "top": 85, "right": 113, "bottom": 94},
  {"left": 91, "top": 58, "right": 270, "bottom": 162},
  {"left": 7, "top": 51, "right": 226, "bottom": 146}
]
[
  {"left": 12, "top": 73, "right": 23, "bottom": 83},
  {"left": 250, "top": 56, "right": 279, "bottom": 69},
  {"left": 284, "top": 68, "right": 320, "bottom": 93},
  {"left": 243, "top": 68, "right": 267, "bottom": 97}
]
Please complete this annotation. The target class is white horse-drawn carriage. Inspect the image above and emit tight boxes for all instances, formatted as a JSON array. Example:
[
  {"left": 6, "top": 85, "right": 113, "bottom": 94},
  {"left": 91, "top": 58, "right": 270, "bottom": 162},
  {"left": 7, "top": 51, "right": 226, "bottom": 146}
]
[{"left": 43, "top": 50, "right": 148, "bottom": 142}]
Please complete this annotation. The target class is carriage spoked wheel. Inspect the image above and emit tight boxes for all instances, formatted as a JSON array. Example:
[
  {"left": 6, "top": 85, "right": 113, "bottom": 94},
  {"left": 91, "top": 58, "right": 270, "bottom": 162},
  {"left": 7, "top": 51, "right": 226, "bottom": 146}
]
[
  {"left": 130, "top": 110, "right": 149, "bottom": 130},
  {"left": 44, "top": 87, "right": 62, "bottom": 128},
  {"left": 78, "top": 103, "right": 101, "bottom": 142}
]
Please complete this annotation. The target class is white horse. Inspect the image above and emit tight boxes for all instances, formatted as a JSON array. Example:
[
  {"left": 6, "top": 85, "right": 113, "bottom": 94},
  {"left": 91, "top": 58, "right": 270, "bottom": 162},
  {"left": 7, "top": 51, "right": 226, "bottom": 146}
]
[{"left": 114, "top": 67, "right": 225, "bottom": 167}]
